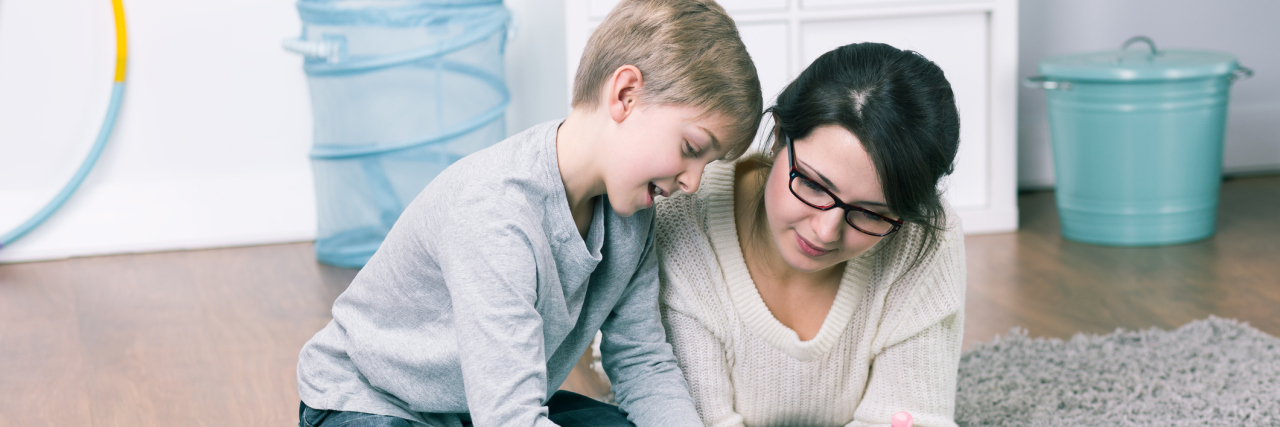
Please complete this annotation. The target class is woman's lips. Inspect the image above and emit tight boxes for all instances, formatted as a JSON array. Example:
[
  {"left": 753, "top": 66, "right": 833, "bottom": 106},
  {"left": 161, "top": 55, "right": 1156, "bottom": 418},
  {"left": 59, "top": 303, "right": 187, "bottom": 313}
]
[{"left": 796, "top": 233, "right": 833, "bottom": 257}]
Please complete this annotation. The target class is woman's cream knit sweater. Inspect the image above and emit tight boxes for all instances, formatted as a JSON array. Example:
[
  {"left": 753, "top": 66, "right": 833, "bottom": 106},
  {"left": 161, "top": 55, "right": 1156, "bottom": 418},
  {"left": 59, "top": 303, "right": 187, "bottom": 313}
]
[{"left": 655, "top": 160, "right": 966, "bottom": 427}]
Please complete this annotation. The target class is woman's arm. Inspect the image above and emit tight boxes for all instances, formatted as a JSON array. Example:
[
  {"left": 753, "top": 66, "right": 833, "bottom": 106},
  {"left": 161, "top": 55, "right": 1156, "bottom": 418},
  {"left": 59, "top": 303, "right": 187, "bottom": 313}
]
[
  {"left": 848, "top": 224, "right": 966, "bottom": 427},
  {"left": 845, "top": 314, "right": 963, "bottom": 427},
  {"left": 661, "top": 304, "right": 746, "bottom": 427}
]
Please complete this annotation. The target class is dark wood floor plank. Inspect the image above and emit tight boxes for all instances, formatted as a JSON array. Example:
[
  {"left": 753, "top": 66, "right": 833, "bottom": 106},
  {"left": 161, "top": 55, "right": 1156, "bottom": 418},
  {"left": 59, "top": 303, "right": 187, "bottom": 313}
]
[
  {"left": 185, "top": 244, "right": 345, "bottom": 426},
  {"left": 0, "top": 317, "right": 93, "bottom": 427},
  {"left": 962, "top": 175, "right": 1280, "bottom": 350},
  {"left": 0, "top": 260, "right": 78, "bottom": 321},
  {"left": 68, "top": 252, "right": 248, "bottom": 426},
  {"left": 0, "top": 260, "right": 92, "bottom": 427}
]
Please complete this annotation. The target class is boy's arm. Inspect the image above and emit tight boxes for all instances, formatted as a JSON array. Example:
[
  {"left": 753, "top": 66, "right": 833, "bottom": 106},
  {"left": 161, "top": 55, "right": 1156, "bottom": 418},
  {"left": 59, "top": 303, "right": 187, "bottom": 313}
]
[
  {"left": 599, "top": 229, "right": 703, "bottom": 427},
  {"left": 438, "top": 218, "right": 558, "bottom": 427}
]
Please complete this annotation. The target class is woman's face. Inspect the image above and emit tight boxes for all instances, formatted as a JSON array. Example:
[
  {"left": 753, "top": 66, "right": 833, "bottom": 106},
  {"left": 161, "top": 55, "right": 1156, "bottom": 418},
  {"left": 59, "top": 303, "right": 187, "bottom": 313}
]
[{"left": 763, "top": 125, "right": 893, "bottom": 273}]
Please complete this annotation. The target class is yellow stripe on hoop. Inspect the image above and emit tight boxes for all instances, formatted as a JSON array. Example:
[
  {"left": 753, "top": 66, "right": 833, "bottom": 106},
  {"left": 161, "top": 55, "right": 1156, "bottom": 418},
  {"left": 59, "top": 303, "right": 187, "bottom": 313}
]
[{"left": 112, "top": 0, "right": 127, "bottom": 82}]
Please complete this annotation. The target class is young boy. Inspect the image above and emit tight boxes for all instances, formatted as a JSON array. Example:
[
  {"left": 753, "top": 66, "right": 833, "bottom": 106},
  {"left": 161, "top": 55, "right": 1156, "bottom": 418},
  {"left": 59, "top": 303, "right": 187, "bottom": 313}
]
[{"left": 296, "top": 1, "right": 762, "bottom": 426}]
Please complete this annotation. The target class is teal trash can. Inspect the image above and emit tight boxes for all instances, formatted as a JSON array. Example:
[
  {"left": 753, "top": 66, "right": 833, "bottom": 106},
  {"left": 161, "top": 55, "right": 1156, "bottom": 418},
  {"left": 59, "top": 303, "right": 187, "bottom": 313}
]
[{"left": 1027, "top": 36, "right": 1253, "bottom": 246}]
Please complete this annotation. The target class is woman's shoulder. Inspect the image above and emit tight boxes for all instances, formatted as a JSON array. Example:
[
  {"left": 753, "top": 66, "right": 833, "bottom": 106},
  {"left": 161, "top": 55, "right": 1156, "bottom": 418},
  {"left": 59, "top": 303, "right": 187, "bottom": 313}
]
[
  {"left": 654, "top": 192, "right": 703, "bottom": 231},
  {"left": 653, "top": 191, "right": 709, "bottom": 265},
  {"left": 863, "top": 208, "right": 964, "bottom": 343},
  {"left": 922, "top": 199, "right": 966, "bottom": 286},
  {"left": 872, "top": 198, "right": 964, "bottom": 272},
  {"left": 868, "top": 201, "right": 966, "bottom": 317},
  {"left": 655, "top": 161, "right": 741, "bottom": 318},
  {"left": 654, "top": 160, "right": 737, "bottom": 248}
]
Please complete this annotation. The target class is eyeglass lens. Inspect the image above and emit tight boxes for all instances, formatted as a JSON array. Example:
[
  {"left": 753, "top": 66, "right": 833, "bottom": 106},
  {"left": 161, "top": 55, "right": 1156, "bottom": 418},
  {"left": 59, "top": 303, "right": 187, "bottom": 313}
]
[{"left": 789, "top": 173, "right": 895, "bottom": 235}]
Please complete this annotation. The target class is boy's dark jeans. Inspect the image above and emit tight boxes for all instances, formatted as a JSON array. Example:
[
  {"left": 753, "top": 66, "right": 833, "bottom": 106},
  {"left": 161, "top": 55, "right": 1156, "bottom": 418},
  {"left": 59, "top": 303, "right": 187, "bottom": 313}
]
[{"left": 299, "top": 391, "right": 635, "bottom": 427}]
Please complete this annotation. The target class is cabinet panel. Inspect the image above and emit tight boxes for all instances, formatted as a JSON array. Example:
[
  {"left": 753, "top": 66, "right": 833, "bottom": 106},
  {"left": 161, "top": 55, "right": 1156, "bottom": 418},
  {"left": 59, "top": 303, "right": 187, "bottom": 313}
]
[
  {"left": 737, "top": 21, "right": 791, "bottom": 152},
  {"left": 801, "top": 0, "right": 972, "bottom": 9},
  {"left": 565, "top": 0, "right": 1018, "bottom": 233},
  {"left": 737, "top": 21, "right": 791, "bottom": 105},
  {"left": 801, "top": 12, "right": 989, "bottom": 209},
  {"left": 587, "top": 0, "right": 616, "bottom": 18},
  {"left": 721, "top": 0, "right": 789, "bottom": 13},
  {"left": 589, "top": 0, "right": 787, "bottom": 19}
]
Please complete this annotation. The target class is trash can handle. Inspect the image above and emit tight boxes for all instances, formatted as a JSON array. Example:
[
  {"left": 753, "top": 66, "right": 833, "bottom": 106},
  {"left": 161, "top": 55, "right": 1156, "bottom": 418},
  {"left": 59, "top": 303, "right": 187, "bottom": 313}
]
[
  {"left": 1024, "top": 75, "right": 1072, "bottom": 91},
  {"left": 1121, "top": 36, "right": 1158, "bottom": 56},
  {"left": 1231, "top": 66, "right": 1254, "bottom": 84}
]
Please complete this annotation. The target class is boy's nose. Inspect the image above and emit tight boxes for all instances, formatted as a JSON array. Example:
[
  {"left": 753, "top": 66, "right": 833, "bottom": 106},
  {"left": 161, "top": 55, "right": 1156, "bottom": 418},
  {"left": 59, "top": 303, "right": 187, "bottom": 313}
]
[{"left": 677, "top": 165, "right": 703, "bottom": 194}]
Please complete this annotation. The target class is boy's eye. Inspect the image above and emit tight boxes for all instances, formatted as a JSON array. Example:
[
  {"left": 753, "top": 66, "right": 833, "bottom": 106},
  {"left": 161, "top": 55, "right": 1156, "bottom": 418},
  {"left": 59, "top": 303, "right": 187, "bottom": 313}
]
[{"left": 684, "top": 141, "right": 700, "bottom": 157}]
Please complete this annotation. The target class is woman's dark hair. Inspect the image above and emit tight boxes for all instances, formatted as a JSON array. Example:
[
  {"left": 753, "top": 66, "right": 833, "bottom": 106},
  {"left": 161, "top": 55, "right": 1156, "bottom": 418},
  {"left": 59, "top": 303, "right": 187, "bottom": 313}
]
[{"left": 742, "top": 42, "right": 960, "bottom": 272}]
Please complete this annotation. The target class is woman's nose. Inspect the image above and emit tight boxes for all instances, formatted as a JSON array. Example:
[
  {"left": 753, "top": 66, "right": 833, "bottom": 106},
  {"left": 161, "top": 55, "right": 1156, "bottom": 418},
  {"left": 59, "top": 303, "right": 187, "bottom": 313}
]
[{"left": 812, "top": 208, "right": 845, "bottom": 243}]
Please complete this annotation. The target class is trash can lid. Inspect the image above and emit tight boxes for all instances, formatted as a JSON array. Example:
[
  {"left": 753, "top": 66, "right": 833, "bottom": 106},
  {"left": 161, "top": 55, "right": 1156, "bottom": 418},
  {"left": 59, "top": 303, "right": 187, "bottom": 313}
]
[{"left": 1038, "top": 36, "right": 1239, "bottom": 82}]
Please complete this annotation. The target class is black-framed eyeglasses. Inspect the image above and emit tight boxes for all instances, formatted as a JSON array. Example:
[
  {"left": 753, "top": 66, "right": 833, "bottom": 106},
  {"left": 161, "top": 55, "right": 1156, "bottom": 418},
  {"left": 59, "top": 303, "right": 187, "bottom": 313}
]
[{"left": 786, "top": 136, "right": 904, "bottom": 237}]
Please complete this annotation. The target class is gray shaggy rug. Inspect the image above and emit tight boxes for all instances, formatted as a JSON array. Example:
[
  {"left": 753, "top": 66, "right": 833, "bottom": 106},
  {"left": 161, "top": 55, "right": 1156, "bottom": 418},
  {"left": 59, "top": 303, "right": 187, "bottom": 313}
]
[{"left": 956, "top": 317, "right": 1280, "bottom": 426}]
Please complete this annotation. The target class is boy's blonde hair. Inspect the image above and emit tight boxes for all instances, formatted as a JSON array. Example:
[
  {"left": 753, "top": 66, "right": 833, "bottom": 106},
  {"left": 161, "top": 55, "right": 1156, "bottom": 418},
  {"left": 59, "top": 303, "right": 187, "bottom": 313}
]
[{"left": 572, "top": 0, "right": 763, "bottom": 159}]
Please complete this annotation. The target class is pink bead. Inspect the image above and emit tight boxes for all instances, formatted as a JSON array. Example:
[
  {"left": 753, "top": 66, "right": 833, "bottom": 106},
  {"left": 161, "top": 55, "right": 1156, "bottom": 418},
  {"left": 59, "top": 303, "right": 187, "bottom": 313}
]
[{"left": 891, "top": 411, "right": 913, "bottom": 427}]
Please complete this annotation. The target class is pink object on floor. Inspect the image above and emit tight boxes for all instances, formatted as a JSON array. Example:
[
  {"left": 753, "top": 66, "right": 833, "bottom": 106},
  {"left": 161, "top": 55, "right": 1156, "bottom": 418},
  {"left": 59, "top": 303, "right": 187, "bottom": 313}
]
[{"left": 891, "top": 411, "right": 913, "bottom": 427}]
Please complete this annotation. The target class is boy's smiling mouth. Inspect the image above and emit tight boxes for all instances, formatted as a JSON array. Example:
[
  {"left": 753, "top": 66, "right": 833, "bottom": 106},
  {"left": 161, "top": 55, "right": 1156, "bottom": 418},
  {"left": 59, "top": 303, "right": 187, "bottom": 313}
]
[{"left": 649, "top": 182, "right": 670, "bottom": 198}]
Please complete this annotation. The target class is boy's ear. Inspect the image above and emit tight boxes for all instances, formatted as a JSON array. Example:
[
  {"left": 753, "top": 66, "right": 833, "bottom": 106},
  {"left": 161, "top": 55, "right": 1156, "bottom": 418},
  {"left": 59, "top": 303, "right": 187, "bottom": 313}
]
[{"left": 606, "top": 65, "right": 643, "bottom": 124}]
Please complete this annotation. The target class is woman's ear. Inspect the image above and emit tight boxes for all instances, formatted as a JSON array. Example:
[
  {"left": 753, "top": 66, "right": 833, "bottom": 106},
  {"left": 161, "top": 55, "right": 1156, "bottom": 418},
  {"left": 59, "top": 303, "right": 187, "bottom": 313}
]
[
  {"left": 605, "top": 65, "right": 643, "bottom": 124},
  {"left": 769, "top": 113, "right": 784, "bottom": 157}
]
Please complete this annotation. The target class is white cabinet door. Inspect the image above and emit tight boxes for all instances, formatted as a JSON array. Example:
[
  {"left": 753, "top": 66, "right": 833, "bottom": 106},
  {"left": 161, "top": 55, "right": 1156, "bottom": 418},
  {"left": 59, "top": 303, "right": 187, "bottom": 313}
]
[
  {"left": 588, "top": 0, "right": 788, "bottom": 18},
  {"left": 737, "top": 21, "right": 791, "bottom": 104},
  {"left": 801, "top": 13, "right": 989, "bottom": 210}
]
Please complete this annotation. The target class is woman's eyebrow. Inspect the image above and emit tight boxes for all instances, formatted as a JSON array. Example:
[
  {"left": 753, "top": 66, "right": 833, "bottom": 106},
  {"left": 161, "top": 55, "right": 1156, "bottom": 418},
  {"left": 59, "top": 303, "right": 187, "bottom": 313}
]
[
  {"left": 797, "top": 159, "right": 840, "bottom": 192},
  {"left": 797, "top": 158, "right": 889, "bottom": 208}
]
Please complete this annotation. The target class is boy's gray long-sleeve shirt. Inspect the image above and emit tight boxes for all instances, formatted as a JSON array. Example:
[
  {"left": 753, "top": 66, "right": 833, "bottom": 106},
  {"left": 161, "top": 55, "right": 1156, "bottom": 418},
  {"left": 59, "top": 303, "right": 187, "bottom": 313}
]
[{"left": 297, "top": 120, "right": 701, "bottom": 427}]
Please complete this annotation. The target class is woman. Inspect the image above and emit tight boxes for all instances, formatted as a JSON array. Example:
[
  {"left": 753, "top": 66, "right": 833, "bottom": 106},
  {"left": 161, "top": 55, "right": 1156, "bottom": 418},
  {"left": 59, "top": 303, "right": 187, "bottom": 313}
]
[{"left": 655, "top": 42, "right": 964, "bottom": 427}]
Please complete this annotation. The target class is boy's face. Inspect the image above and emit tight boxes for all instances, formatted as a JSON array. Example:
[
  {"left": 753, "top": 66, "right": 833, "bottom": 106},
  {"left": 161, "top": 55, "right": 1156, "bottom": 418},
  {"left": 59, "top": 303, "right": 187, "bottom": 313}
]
[{"left": 604, "top": 104, "right": 734, "bottom": 217}]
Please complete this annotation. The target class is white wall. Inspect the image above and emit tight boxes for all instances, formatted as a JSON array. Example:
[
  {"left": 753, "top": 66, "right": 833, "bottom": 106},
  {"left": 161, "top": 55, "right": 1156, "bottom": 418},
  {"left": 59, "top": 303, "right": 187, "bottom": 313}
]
[
  {"left": 1018, "top": 0, "right": 1280, "bottom": 189},
  {"left": 33, "top": 0, "right": 1257, "bottom": 260},
  {"left": 0, "top": 0, "right": 315, "bottom": 263},
  {"left": 504, "top": 0, "right": 571, "bottom": 135},
  {"left": 0, "top": 0, "right": 566, "bottom": 263}
]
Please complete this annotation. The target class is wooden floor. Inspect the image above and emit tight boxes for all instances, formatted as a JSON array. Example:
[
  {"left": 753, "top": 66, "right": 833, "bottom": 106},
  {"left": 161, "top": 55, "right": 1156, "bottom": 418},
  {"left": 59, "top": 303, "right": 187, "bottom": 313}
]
[
  {"left": 963, "top": 174, "right": 1280, "bottom": 349},
  {"left": 2, "top": 174, "right": 1277, "bottom": 426}
]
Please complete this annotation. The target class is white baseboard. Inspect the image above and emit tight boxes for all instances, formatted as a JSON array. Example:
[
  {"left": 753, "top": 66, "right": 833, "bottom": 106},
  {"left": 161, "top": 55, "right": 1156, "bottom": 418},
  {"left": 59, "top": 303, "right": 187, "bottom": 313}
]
[
  {"left": 0, "top": 171, "right": 316, "bottom": 264},
  {"left": 0, "top": 168, "right": 1025, "bottom": 262},
  {"left": 957, "top": 205, "right": 1020, "bottom": 235},
  {"left": 1224, "top": 164, "right": 1280, "bottom": 178}
]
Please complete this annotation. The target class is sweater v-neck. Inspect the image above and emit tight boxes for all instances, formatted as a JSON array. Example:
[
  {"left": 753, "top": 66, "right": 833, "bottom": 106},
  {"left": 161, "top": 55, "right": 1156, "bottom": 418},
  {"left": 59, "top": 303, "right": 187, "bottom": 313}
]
[{"left": 700, "top": 160, "right": 880, "bottom": 361}]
